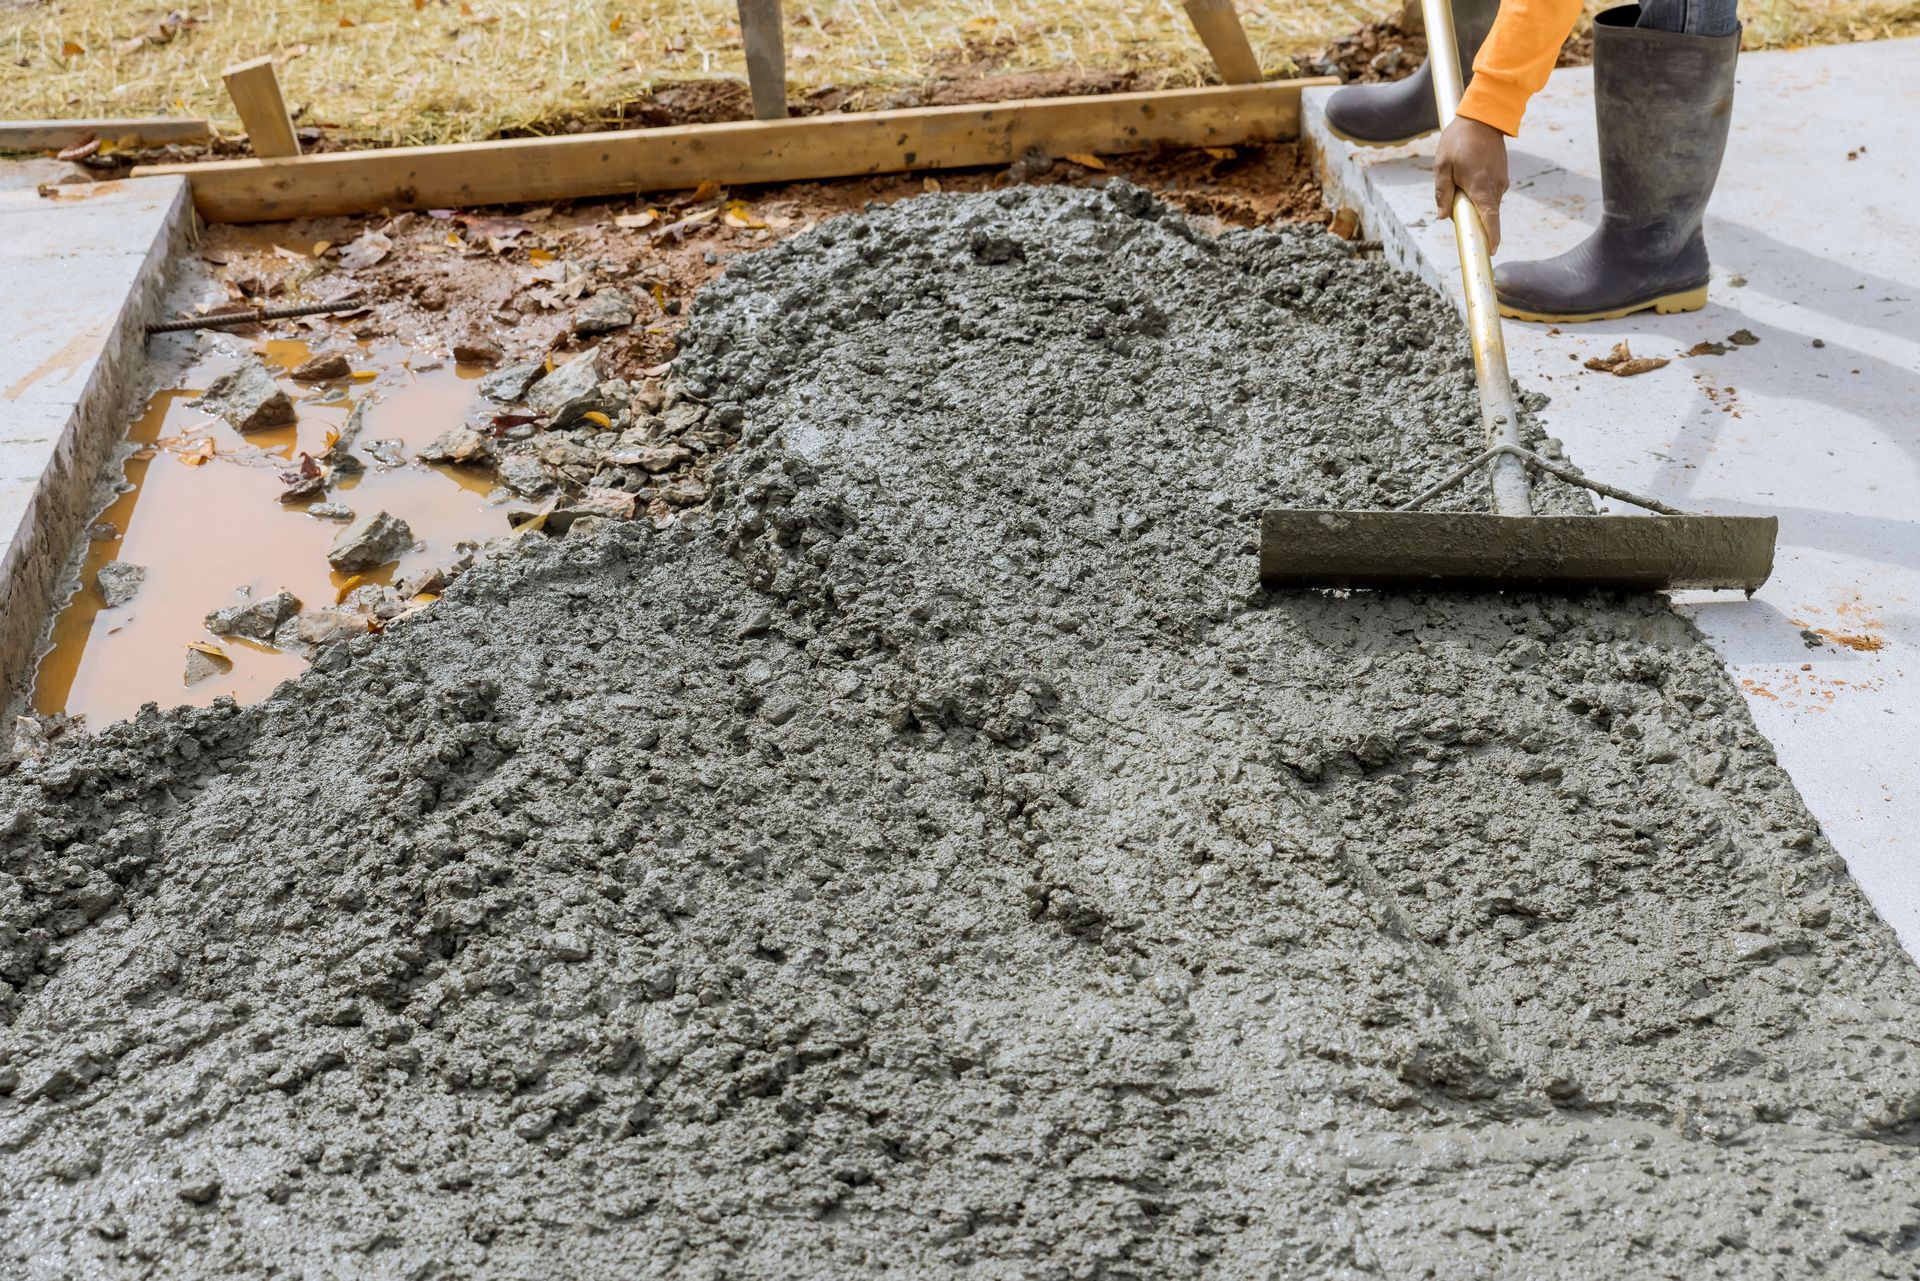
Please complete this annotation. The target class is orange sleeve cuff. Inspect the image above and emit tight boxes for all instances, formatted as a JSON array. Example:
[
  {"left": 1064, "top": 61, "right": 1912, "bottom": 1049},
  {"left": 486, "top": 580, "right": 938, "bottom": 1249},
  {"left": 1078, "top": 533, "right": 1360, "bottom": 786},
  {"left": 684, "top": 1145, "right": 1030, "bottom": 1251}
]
[
  {"left": 1457, "top": 80, "right": 1529, "bottom": 136},
  {"left": 1457, "top": 0, "right": 1587, "bottom": 136}
]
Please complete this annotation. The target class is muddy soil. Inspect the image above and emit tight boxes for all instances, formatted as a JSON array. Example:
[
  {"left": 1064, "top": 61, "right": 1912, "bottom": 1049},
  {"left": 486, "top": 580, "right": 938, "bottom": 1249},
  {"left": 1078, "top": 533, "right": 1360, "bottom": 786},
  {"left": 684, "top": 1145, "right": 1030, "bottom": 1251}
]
[{"left": 3, "top": 186, "right": 1917, "bottom": 1278}]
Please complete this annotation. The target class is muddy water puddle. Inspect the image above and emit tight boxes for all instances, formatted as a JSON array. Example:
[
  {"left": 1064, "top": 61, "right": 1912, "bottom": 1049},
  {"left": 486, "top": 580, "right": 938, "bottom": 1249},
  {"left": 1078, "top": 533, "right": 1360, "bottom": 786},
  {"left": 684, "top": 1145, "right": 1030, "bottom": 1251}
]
[{"left": 32, "top": 341, "right": 504, "bottom": 725}]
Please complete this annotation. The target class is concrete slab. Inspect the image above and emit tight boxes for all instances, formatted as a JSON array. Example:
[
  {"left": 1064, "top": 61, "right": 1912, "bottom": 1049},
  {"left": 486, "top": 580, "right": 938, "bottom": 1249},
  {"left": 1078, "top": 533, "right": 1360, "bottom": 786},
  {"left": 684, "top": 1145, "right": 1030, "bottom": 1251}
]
[
  {"left": 1304, "top": 38, "right": 1920, "bottom": 952},
  {"left": 0, "top": 172, "right": 190, "bottom": 710}
]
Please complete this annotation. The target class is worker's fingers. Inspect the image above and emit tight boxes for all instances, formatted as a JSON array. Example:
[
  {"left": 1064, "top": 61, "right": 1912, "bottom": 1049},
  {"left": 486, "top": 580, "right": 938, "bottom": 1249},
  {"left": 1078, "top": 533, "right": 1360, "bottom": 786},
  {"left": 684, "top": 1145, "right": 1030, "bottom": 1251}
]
[
  {"left": 1466, "top": 176, "right": 1506, "bottom": 254},
  {"left": 1434, "top": 163, "right": 1457, "bottom": 222}
]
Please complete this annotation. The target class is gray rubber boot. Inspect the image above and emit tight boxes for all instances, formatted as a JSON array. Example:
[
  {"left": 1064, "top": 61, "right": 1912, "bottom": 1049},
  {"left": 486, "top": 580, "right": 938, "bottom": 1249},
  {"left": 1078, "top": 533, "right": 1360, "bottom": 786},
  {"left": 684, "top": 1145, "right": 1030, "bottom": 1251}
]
[
  {"left": 1322, "top": 0, "right": 1502, "bottom": 147},
  {"left": 1495, "top": 5, "right": 1740, "bottom": 322}
]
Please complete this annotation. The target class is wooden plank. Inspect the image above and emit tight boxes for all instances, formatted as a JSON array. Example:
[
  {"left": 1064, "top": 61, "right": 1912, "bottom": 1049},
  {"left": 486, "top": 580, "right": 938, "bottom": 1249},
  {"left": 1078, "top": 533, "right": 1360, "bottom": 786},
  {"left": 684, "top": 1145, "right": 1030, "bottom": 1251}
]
[
  {"left": 135, "top": 77, "right": 1335, "bottom": 224},
  {"left": 737, "top": 0, "right": 787, "bottom": 121},
  {"left": 1182, "top": 0, "right": 1264, "bottom": 85},
  {"left": 0, "top": 118, "right": 212, "bottom": 152},
  {"left": 221, "top": 56, "right": 300, "bottom": 159}
]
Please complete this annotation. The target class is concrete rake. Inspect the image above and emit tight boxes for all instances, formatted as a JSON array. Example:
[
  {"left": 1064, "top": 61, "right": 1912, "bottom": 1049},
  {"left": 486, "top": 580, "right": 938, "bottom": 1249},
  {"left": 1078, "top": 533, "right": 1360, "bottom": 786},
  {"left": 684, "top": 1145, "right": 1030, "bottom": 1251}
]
[{"left": 1259, "top": 0, "right": 1777, "bottom": 593}]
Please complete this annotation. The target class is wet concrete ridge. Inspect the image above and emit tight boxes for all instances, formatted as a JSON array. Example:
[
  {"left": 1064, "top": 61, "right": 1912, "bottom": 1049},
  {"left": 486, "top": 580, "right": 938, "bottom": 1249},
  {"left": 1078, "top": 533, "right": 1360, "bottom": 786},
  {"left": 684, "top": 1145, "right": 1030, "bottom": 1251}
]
[
  {"left": 3, "top": 186, "right": 1917, "bottom": 1276},
  {"left": 1305, "top": 37, "right": 1920, "bottom": 952},
  {"left": 0, "top": 174, "right": 189, "bottom": 711}
]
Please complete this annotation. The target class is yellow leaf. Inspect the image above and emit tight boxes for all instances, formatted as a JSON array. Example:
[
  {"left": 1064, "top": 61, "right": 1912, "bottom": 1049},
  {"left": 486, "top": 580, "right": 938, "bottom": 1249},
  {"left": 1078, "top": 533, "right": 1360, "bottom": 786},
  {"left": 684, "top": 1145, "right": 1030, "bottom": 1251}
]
[
  {"left": 1204, "top": 147, "right": 1236, "bottom": 160},
  {"left": 339, "top": 15, "right": 356, "bottom": 27},
  {"left": 609, "top": 14, "right": 623, "bottom": 31},
  {"left": 350, "top": 370, "right": 376, "bottom": 382},
  {"left": 527, "top": 246, "right": 555, "bottom": 263},
  {"left": 312, "top": 239, "right": 333, "bottom": 256},
  {"left": 335, "top": 574, "right": 366, "bottom": 603},
  {"left": 1064, "top": 153, "right": 1106, "bottom": 170},
  {"left": 179, "top": 438, "right": 216, "bottom": 466},
  {"left": 62, "top": 39, "right": 86, "bottom": 56},
  {"left": 649, "top": 282, "right": 667, "bottom": 309},
  {"left": 323, "top": 427, "right": 341, "bottom": 450},
  {"left": 582, "top": 411, "right": 612, "bottom": 428},
  {"left": 691, "top": 178, "right": 723, "bottom": 203},
  {"left": 186, "top": 640, "right": 230, "bottom": 660},
  {"left": 922, "top": 176, "right": 942, "bottom": 193},
  {"left": 722, "top": 201, "right": 765, "bottom": 230},
  {"left": 544, "top": 356, "right": 555, "bottom": 372}
]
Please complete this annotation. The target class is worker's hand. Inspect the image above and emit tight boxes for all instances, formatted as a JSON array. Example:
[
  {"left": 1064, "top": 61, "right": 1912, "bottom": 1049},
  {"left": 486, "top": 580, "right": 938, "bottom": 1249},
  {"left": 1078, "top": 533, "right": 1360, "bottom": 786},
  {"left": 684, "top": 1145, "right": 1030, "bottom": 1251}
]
[{"left": 1434, "top": 116, "right": 1509, "bottom": 254}]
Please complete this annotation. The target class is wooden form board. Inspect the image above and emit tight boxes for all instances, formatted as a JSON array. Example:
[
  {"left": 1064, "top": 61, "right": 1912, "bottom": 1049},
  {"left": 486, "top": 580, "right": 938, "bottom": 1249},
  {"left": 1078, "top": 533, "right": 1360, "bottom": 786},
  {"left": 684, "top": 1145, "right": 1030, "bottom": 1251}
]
[
  {"left": 136, "top": 77, "right": 1334, "bottom": 224},
  {"left": 1182, "top": 0, "right": 1264, "bottom": 84},
  {"left": 221, "top": 56, "right": 300, "bottom": 159},
  {"left": 0, "top": 118, "right": 211, "bottom": 152}
]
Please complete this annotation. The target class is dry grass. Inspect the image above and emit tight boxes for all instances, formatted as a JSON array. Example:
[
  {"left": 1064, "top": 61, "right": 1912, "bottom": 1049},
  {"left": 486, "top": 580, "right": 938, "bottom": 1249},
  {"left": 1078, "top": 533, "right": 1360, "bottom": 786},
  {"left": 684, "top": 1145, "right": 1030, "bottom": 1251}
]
[{"left": 3, "top": 0, "right": 1915, "bottom": 147}]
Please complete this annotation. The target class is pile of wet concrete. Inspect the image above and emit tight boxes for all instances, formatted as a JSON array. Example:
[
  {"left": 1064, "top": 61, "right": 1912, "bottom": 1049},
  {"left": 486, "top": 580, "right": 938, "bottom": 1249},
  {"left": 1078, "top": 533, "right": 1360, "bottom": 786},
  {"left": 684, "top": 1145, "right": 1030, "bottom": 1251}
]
[{"left": 3, "top": 185, "right": 1917, "bottom": 1278}]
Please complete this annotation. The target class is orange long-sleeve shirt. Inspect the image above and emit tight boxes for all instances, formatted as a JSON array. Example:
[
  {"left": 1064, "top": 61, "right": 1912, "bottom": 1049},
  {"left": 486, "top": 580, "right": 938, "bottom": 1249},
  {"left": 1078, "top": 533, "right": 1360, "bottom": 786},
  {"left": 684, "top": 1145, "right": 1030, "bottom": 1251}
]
[{"left": 1456, "top": 0, "right": 1587, "bottom": 135}]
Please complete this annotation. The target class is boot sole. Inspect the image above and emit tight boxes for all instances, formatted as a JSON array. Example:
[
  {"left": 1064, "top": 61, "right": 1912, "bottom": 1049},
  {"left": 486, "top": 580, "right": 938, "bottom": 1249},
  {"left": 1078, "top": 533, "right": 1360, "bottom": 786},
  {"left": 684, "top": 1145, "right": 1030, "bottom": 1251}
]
[
  {"left": 1321, "top": 118, "right": 1437, "bottom": 149},
  {"left": 1498, "top": 285, "right": 1709, "bottom": 324}
]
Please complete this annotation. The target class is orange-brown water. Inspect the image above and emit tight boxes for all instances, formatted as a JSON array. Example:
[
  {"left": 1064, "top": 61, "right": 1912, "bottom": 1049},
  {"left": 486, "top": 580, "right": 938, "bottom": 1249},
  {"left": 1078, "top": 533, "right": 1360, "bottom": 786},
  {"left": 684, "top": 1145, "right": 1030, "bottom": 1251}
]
[{"left": 31, "top": 341, "right": 503, "bottom": 726}]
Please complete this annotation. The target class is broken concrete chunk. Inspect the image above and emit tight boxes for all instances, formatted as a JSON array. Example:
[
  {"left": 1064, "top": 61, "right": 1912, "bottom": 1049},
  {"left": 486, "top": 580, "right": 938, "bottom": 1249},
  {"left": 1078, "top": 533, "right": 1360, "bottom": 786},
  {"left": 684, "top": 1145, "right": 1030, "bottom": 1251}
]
[
  {"left": 295, "top": 606, "right": 375, "bottom": 647},
  {"left": 496, "top": 455, "right": 556, "bottom": 497},
  {"left": 327, "top": 510, "right": 414, "bottom": 571},
  {"left": 182, "top": 644, "right": 232, "bottom": 687},
  {"left": 290, "top": 350, "right": 352, "bottom": 382},
  {"left": 418, "top": 427, "right": 493, "bottom": 466},
  {"left": 607, "top": 444, "right": 692, "bottom": 472},
  {"left": 205, "top": 590, "right": 301, "bottom": 642},
  {"left": 549, "top": 489, "right": 637, "bottom": 533},
  {"left": 95, "top": 560, "right": 145, "bottom": 608},
  {"left": 526, "top": 351, "right": 604, "bottom": 419},
  {"left": 197, "top": 356, "right": 296, "bottom": 432},
  {"left": 572, "top": 290, "right": 637, "bottom": 336},
  {"left": 479, "top": 361, "right": 545, "bottom": 404},
  {"left": 308, "top": 502, "right": 355, "bottom": 522},
  {"left": 453, "top": 335, "right": 504, "bottom": 365}
]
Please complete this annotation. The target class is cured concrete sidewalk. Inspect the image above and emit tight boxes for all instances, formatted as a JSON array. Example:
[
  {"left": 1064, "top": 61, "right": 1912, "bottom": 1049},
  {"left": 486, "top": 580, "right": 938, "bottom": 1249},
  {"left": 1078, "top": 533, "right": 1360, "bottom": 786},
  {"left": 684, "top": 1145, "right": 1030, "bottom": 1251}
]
[
  {"left": 0, "top": 173, "right": 189, "bottom": 707},
  {"left": 1305, "top": 39, "right": 1920, "bottom": 952}
]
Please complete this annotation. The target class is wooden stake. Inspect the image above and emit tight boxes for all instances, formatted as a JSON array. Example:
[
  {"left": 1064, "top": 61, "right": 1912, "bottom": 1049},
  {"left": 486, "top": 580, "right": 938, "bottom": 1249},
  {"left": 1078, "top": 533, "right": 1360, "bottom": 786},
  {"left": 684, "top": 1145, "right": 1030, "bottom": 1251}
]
[
  {"left": 1182, "top": 0, "right": 1264, "bottom": 85},
  {"left": 136, "top": 77, "right": 1334, "bottom": 225},
  {"left": 221, "top": 56, "right": 300, "bottom": 159},
  {"left": 737, "top": 0, "right": 787, "bottom": 121}
]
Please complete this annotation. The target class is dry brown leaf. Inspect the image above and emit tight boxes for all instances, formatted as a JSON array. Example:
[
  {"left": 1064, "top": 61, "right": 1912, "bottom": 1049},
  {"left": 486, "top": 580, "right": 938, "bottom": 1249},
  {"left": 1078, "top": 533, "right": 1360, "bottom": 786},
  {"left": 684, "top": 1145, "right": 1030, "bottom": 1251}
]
[
  {"left": 1064, "top": 153, "right": 1107, "bottom": 170},
  {"left": 339, "top": 15, "right": 356, "bottom": 27},
  {"left": 61, "top": 39, "right": 86, "bottom": 56},
  {"left": 1611, "top": 357, "right": 1670, "bottom": 377},
  {"left": 1204, "top": 147, "right": 1236, "bottom": 160},
  {"left": 336, "top": 229, "right": 392, "bottom": 270},
  {"left": 179, "top": 438, "right": 216, "bottom": 466},
  {"left": 690, "top": 178, "right": 723, "bottom": 203}
]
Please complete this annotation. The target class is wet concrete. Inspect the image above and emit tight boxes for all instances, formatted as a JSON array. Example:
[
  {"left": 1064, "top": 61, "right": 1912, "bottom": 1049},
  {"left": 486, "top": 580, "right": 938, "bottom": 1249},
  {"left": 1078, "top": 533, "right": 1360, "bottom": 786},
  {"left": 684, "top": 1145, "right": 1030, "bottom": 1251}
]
[{"left": 2, "top": 186, "right": 1917, "bottom": 1277}]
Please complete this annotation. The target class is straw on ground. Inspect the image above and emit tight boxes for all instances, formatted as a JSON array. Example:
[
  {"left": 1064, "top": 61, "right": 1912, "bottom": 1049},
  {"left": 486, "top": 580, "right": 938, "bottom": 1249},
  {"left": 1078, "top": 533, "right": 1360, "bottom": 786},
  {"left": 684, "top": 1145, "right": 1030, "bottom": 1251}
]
[{"left": 3, "top": 0, "right": 1915, "bottom": 147}]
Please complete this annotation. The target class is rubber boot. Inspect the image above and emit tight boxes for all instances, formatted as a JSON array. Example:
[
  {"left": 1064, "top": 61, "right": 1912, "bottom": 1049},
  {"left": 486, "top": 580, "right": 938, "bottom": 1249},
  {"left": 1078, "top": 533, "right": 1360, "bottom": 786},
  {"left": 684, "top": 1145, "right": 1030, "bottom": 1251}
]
[
  {"left": 1322, "top": 0, "right": 1502, "bottom": 147},
  {"left": 1495, "top": 5, "right": 1739, "bottom": 323}
]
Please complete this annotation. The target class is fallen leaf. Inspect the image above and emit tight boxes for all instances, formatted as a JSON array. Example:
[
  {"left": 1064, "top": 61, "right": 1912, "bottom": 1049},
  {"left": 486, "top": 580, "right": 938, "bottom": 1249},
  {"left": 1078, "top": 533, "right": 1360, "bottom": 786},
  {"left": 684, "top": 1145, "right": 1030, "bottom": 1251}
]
[
  {"left": 722, "top": 200, "right": 765, "bottom": 229},
  {"left": 62, "top": 39, "right": 86, "bottom": 56},
  {"left": 186, "top": 641, "right": 230, "bottom": 659},
  {"left": 1064, "top": 152, "right": 1107, "bottom": 170},
  {"left": 581, "top": 411, "right": 612, "bottom": 428},
  {"left": 1204, "top": 146, "right": 1236, "bottom": 160},
  {"left": 613, "top": 210, "right": 657, "bottom": 230},
  {"left": 311, "top": 239, "right": 333, "bottom": 257},
  {"left": 690, "top": 178, "right": 723, "bottom": 203},
  {"left": 609, "top": 14, "right": 623, "bottom": 31},
  {"left": 272, "top": 244, "right": 307, "bottom": 262},
  {"left": 56, "top": 138, "right": 101, "bottom": 162},
  {"left": 179, "top": 438, "right": 216, "bottom": 466},
  {"left": 335, "top": 573, "right": 367, "bottom": 604},
  {"left": 1583, "top": 340, "right": 1635, "bottom": 372},
  {"left": 527, "top": 247, "right": 556, "bottom": 264},
  {"left": 336, "top": 229, "right": 392, "bottom": 270},
  {"left": 642, "top": 360, "right": 673, "bottom": 378},
  {"left": 921, "top": 176, "right": 942, "bottom": 194},
  {"left": 1610, "top": 357, "right": 1670, "bottom": 377},
  {"left": 649, "top": 282, "right": 668, "bottom": 309},
  {"left": 339, "top": 15, "right": 356, "bottom": 27}
]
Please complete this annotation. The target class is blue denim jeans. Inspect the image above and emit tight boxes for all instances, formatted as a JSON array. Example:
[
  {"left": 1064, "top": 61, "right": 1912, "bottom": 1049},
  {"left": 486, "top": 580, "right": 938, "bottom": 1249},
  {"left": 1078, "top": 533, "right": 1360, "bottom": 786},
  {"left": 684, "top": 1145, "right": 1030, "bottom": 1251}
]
[{"left": 1635, "top": 0, "right": 1739, "bottom": 36}]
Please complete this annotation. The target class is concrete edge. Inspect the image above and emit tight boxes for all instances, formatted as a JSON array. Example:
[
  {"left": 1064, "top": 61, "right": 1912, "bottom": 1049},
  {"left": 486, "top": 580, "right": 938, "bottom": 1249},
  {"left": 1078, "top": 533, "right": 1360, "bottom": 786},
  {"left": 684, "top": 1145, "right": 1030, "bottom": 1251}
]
[
  {"left": 1301, "top": 90, "right": 1453, "bottom": 310},
  {"left": 0, "top": 177, "right": 195, "bottom": 715}
]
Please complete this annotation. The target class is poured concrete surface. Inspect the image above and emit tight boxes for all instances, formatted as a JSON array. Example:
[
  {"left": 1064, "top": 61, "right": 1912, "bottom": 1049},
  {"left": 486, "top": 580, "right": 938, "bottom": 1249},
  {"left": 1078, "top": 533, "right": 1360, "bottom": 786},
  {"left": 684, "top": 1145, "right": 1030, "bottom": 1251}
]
[
  {"left": 0, "top": 174, "right": 190, "bottom": 709},
  {"left": 4, "top": 186, "right": 1918, "bottom": 1279},
  {"left": 1306, "top": 38, "right": 1920, "bottom": 953}
]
